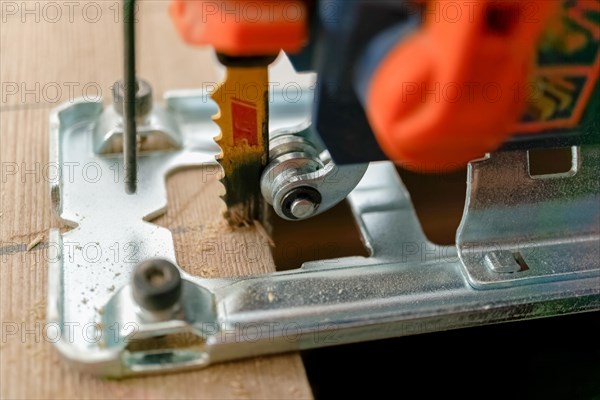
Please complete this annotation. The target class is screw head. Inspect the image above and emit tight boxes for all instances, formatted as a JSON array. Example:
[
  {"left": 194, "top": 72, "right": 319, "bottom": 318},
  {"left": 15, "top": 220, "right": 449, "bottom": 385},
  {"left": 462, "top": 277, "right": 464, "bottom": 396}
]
[
  {"left": 290, "top": 198, "right": 317, "bottom": 219},
  {"left": 132, "top": 259, "right": 182, "bottom": 311},
  {"left": 281, "top": 187, "right": 321, "bottom": 220}
]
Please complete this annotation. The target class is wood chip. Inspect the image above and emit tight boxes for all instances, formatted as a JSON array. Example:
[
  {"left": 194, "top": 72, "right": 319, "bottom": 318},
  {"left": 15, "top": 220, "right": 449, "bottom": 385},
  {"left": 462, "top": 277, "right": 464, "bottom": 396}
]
[
  {"left": 253, "top": 220, "right": 275, "bottom": 247},
  {"left": 26, "top": 235, "right": 44, "bottom": 251}
]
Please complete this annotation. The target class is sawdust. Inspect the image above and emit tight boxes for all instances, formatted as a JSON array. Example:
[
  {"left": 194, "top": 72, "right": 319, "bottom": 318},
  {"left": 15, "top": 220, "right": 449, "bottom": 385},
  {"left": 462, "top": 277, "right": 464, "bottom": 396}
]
[
  {"left": 213, "top": 209, "right": 274, "bottom": 248},
  {"left": 26, "top": 234, "right": 44, "bottom": 251},
  {"left": 225, "top": 205, "right": 253, "bottom": 228},
  {"left": 199, "top": 267, "right": 218, "bottom": 277},
  {"left": 1, "top": 7, "right": 312, "bottom": 396},
  {"left": 253, "top": 219, "right": 275, "bottom": 247},
  {"left": 202, "top": 219, "right": 228, "bottom": 239}
]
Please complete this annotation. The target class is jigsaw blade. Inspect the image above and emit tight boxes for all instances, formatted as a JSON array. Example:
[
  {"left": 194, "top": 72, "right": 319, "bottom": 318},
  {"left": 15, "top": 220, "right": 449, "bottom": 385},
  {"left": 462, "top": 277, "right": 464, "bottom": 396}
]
[{"left": 212, "top": 56, "right": 274, "bottom": 226}]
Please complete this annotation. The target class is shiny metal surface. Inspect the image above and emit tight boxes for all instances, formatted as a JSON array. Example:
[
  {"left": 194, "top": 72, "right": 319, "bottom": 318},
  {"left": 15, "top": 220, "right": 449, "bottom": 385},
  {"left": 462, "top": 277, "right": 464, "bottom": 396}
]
[
  {"left": 290, "top": 198, "right": 318, "bottom": 219},
  {"left": 260, "top": 128, "right": 368, "bottom": 221},
  {"left": 93, "top": 101, "right": 183, "bottom": 156},
  {"left": 48, "top": 89, "right": 600, "bottom": 377},
  {"left": 457, "top": 147, "right": 600, "bottom": 288}
]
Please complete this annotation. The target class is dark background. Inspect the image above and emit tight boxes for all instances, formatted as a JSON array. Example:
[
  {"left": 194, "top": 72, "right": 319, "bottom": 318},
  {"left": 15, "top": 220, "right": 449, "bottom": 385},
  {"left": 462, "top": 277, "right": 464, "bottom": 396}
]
[{"left": 302, "top": 311, "right": 600, "bottom": 399}]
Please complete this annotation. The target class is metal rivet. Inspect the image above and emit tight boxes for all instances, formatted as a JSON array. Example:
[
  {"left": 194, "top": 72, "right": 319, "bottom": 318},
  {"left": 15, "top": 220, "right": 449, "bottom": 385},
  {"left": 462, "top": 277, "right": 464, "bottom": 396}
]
[
  {"left": 281, "top": 187, "right": 322, "bottom": 220},
  {"left": 290, "top": 198, "right": 317, "bottom": 219}
]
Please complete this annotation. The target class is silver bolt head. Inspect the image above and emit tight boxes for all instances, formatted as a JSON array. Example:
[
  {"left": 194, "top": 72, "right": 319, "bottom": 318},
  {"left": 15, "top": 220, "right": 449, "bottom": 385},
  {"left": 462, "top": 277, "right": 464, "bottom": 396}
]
[{"left": 290, "top": 198, "right": 317, "bottom": 219}]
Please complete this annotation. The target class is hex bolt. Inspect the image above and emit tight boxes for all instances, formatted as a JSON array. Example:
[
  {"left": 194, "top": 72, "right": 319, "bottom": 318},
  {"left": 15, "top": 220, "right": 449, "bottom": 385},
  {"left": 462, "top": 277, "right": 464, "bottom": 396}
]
[
  {"left": 132, "top": 259, "right": 182, "bottom": 311},
  {"left": 112, "top": 78, "right": 153, "bottom": 120}
]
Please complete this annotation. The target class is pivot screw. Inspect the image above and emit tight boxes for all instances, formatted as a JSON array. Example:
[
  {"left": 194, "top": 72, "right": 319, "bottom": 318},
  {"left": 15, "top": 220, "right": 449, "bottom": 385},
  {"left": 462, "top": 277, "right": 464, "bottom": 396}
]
[
  {"left": 290, "top": 198, "right": 317, "bottom": 219},
  {"left": 281, "top": 187, "right": 321, "bottom": 220}
]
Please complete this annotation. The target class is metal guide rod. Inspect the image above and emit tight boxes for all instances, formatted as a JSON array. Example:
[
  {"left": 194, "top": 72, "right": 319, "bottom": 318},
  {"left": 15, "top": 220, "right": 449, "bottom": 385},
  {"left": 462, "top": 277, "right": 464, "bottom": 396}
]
[{"left": 123, "top": 0, "right": 137, "bottom": 194}]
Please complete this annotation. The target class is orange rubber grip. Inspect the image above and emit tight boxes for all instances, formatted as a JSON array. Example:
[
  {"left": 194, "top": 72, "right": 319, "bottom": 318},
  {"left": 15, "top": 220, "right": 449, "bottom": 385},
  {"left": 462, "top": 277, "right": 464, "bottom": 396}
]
[
  {"left": 170, "top": 0, "right": 308, "bottom": 56},
  {"left": 367, "top": 0, "right": 559, "bottom": 172}
]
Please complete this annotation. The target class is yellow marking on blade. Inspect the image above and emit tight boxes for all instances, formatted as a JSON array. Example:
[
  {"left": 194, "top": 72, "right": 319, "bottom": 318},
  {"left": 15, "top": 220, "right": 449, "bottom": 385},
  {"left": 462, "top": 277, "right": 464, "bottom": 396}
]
[
  {"left": 211, "top": 65, "right": 270, "bottom": 225},
  {"left": 212, "top": 66, "right": 269, "bottom": 174}
]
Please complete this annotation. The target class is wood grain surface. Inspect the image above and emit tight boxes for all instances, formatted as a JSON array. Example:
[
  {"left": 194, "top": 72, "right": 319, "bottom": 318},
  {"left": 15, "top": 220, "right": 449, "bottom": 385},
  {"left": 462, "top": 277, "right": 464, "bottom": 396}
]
[{"left": 0, "top": 1, "right": 312, "bottom": 398}]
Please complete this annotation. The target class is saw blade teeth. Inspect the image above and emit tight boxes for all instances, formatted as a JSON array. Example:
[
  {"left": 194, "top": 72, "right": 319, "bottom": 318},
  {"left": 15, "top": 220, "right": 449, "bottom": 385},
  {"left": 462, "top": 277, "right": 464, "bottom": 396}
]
[
  {"left": 211, "top": 79, "right": 237, "bottom": 225},
  {"left": 209, "top": 64, "right": 269, "bottom": 227},
  {"left": 210, "top": 86, "right": 225, "bottom": 163}
]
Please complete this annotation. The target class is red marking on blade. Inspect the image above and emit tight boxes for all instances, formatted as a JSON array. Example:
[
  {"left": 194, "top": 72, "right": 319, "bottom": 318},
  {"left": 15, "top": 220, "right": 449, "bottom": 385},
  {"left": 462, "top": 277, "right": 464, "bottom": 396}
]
[{"left": 231, "top": 99, "right": 258, "bottom": 146}]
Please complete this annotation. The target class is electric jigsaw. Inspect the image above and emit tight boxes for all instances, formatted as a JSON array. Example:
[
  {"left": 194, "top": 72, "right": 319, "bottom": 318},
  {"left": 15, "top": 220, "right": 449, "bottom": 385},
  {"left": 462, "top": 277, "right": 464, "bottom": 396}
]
[{"left": 46, "top": 0, "right": 599, "bottom": 377}]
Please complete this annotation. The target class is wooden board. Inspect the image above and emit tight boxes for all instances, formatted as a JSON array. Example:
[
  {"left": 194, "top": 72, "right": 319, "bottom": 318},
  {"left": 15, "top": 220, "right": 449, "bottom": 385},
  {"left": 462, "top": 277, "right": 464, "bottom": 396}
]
[{"left": 0, "top": 2, "right": 312, "bottom": 398}]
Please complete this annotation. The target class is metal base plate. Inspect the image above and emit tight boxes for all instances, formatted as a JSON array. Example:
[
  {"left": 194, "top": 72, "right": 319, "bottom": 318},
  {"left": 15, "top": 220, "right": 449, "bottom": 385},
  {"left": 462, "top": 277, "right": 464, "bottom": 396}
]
[{"left": 48, "top": 90, "right": 600, "bottom": 377}]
